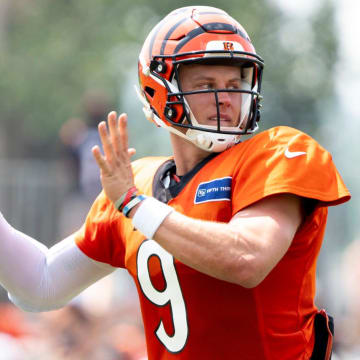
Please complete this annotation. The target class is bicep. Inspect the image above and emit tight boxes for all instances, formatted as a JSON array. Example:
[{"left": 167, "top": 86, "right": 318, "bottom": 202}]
[{"left": 229, "top": 193, "right": 303, "bottom": 286}]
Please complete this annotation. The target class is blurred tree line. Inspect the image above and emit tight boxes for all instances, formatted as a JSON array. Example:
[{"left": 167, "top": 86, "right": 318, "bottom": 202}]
[{"left": 0, "top": 0, "right": 337, "bottom": 158}]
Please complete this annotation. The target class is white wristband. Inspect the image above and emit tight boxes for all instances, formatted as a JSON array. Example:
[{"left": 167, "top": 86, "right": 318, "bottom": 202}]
[{"left": 132, "top": 197, "right": 173, "bottom": 239}]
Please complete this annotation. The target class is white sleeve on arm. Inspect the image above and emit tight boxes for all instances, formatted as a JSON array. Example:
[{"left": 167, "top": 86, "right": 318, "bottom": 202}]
[{"left": 0, "top": 212, "right": 115, "bottom": 312}]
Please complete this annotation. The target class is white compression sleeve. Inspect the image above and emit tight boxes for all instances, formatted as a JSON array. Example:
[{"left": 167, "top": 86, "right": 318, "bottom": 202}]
[{"left": 0, "top": 212, "right": 115, "bottom": 312}]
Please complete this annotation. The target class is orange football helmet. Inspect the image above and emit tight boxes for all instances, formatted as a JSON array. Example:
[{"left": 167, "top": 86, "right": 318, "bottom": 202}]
[{"left": 137, "top": 6, "right": 264, "bottom": 152}]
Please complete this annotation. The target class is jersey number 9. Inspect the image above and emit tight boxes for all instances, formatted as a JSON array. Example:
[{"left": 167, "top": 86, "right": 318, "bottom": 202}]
[{"left": 137, "top": 240, "right": 189, "bottom": 353}]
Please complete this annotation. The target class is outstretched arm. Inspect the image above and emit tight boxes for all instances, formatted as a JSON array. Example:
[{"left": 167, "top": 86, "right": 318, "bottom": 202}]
[{"left": 0, "top": 212, "right": 114, "bottom": 312}]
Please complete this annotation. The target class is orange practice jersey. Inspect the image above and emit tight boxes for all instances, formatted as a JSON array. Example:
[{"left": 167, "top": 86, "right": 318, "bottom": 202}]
[{"left": 75, "top": 126, "right": 350, "bottom": 359}]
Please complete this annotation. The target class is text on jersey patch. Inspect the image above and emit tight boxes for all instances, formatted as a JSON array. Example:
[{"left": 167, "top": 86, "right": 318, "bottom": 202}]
[{"left": 194, "top": 177, "right": 232, "bottom": 204}]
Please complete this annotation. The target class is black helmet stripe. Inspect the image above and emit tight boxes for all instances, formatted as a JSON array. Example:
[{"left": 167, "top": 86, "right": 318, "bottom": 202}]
[
  {"left": 153, "top": 10, "right": 238, "bottom": 57},
  {"left": 148, "top": 19, "right": 167, "bottom": 59},
  {"left": 160, "top": 17, "right": 188, "bottom": 55},
  {"left": 173, "top": 27, "right": 205, "bottom": 54},
  {"left": 159, "top": 11, "right": 227, "bottom": 55},
  {"left": 148, "top": 8, "right": 190, "bottom": 59},
  {"left": 173, "top": 22, "right": 247, "bottom": 54}
]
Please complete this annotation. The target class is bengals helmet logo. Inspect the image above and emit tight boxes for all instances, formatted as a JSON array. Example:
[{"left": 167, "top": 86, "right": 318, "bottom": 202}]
[{"left": 223, "top": 42, "right": 234, "bottom": 51}]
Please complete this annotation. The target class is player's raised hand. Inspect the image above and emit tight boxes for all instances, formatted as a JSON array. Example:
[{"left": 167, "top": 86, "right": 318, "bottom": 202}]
[{"left": 92, "top": 111, "right": 136, "bottom": 204}]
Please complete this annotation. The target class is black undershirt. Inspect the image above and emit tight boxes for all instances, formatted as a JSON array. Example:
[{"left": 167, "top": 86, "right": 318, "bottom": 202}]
[{"left": 152, "top": 152, "right": 218, "bottom": 203}]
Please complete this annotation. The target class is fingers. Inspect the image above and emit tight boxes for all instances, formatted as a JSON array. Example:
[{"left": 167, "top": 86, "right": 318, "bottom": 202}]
[
  {"left": 95, "top": 111, "right": 135, "bottom": 169},
  {"left": 92, "top": 145, "right": 112, "bottom": 175},
  {"left": 118, "top": 113, "right": 129, "bottom": 153},
  {"left": 92, "top": 112, "right": 136, "bottom": 202},
  {"left": 98, "top": 117, "right": 117, "bottom": 166},
  {"left": 108, "top": 111, "right": 122, "bottom": 157},
  {"left": 108, "top": 112, "right": 129, "bottom": 156},
  {"left": 98, "top": 111, "right": 127, "bottom": 163}
]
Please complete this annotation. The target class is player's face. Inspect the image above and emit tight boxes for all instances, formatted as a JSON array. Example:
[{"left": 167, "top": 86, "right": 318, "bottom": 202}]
[{"left": 178, "top": 64, "right": 243, "bottom": 128}]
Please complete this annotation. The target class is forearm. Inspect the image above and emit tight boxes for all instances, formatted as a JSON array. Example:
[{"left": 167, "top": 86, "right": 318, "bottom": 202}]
[
  {"left": 130, "top": 199, "right": 260, "bottom": 286},
  {"left": 131, "top": 194, "right": 300, "bottom": 287},
  {"left": 0, "top": 212, "right": 114, "bottom": 311},
  {"left": 152, "top": 212, "right": 256, "bottom": 286},
  {"left": 0, "top": 212, "right": 48, "bottom": 299}
]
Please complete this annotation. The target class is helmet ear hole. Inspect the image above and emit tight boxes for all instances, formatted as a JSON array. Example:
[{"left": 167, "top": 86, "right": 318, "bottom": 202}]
[
  {"left": 145, "top": 86, "right": 155, "bottom": 98},
  {"left": 150, "top": 60, "right": 167, "bottom": 74},
  {"left": 164, "top": 106, "right": 177, "bottom": 121}
]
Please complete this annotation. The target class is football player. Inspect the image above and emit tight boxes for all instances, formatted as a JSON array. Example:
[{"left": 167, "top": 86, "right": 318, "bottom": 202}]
[{"left": 0, "top": 6, "right": 350, "bottom": 359}]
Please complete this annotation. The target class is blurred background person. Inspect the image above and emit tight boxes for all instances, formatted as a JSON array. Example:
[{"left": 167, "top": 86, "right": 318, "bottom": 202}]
[{"left": 58, "top": 89, "right": 110, "bottom": 236}]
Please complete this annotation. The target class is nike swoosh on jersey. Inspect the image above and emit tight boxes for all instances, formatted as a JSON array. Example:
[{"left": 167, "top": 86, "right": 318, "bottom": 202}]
[{"left": 284, "top": 148, "right": 306, "bottom": 158}]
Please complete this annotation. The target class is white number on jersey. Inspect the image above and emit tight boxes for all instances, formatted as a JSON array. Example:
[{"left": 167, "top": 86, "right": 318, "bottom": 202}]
[{"left": 137, "top": 239, "right": 188, "bottom": 353}]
